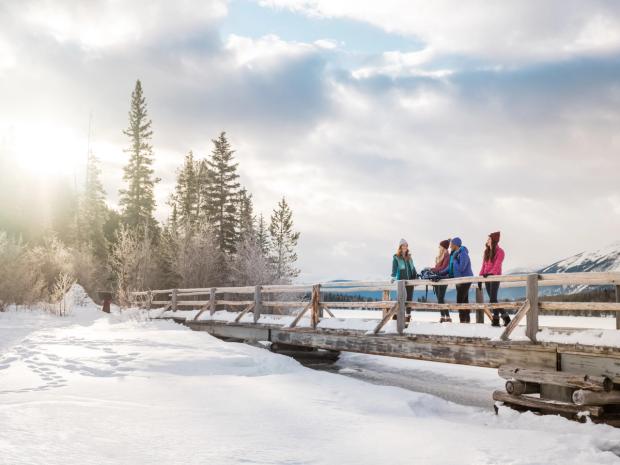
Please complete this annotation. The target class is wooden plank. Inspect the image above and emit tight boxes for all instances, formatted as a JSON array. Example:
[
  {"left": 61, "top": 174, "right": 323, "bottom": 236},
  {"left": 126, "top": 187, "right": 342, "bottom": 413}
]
[
  {"left": 382, "top": 290, "right": 390, "bottom": 318},
  {"left": 192, "top": 302, "right": 211, "bottom": 321},
  {"left": 254, "top": 285, "right": 262, "bottom": 324},
  {"left": 270, "top": 329, "right": 557, "bottom": 369},
  {"left": 573, "top": 389, "right": 620, "bottom": 406},
  {"left": 321, "top": 286, "right": 396, "bottom": 293},
  {"left": 526, "top": 274, "right": 539, "bottom": 342},
  {"left": 213, "top": 286, "right": 255, "bottom": 294},
  {"left": 321, "top": 305, "right": 336, "bottom": 318},
  {"left": 539, "top": 301, "right": 620, "bottom": 311},
  {"left": 408, "top": 302, "right": 521, "bottom": 310},
  {"left": 498, "top": 365, "right": 613, "bottom": 391},
  {"left": 260, "top": 285, "right": 313, "bottom": 294},
  {"left": 288, "top": 303, "right": 312, "bottom": 329},
  {"left": 505, "top": 380, "right": 540, "bottom": 395},
  {"left": 171, "top": 289, "right": 178, "bottom": 312},
  {"left": 492, "top": 390, "right": 603, "bottom": 417},
  {"left": 616, "top": 285, "right": 620, "bottom": 330},
  {"left": 216, "top": 300, "right": 255, "bottom": 306},
  {"left": 234, "top": 303, "right": 256, "bottom": 323},
  {"left": 560, "top": 352, "right": 620, "bottom": 384},
  {"left": 397, "top": 280, "right": 406, "bottom": 334},
  {"left": 319, "top": 301, "right": 396, "bottom": 308},
  {"left": 373, "top": 303, "right": 398, "bottom": 334},
  {"left": 500, "top": 300, "right": 530, "bottom": 341},
  {"left": 263, "top": 301, "right": 311, "bottom": 308},
  {"left": 475, "top": 286, "right": 484, "bottom": 324},
  {"left": 311, "top": 284, "right": 321, "bottom": 329},
  {"left": 209, "top": 287, "right": 216, "bottom": 316}
]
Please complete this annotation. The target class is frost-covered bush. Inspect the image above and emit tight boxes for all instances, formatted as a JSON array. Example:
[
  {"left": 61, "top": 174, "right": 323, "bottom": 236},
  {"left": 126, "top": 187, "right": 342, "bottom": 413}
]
[{"left": 0, "top": 232, "right": 45, "bottom": 307}]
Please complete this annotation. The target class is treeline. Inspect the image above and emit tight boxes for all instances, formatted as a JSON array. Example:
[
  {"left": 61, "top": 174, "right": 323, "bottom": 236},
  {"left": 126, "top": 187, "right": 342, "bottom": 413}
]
[{"left": 0, "top": 80, "right": 300, "bottom": 308}]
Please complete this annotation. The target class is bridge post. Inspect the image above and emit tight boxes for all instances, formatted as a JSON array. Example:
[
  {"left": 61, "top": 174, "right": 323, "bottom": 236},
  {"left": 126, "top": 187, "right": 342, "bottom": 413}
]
[
  {"left": 147, "top": 290, "right": 152, "bottom": 310},
  {"left": 311, "top": 284, "right": 321, "bottom": 329},
  {"left": 475, "top": 284, "right": 484, "bottom": 324},
  {"left": 254, "top": 285, "right": 262, "bottom": 323},
  {"left": 397, "top": 280, "right": 406, "bottom": 334},
  {"left": 616, "top": 285, "right": 620, "bottom": 330},
  {"left": 209, "top": 287, "right": 217, "bottom": 316},
  {"left": 526, "top": 274, "right": 539, "bottom": 342},
  {"left": 171, "top": 289, "right": 178, "bottom": 312}
]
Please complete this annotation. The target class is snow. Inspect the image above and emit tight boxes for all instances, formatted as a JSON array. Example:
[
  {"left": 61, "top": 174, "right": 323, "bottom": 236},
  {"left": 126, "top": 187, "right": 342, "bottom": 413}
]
[{"left": 1, "top": 305, "right": 620, "bottom": 465}]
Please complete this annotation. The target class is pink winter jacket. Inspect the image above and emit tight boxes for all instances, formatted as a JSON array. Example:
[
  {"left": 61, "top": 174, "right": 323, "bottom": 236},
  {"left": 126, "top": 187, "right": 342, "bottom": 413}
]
[{"left": 479, "top": 246, "right": 505, "bottom": 276}]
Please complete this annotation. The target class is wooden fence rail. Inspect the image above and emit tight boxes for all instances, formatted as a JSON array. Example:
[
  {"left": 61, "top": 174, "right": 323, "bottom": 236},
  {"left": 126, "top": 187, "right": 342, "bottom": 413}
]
[{"left": 131, "top": 272, "right": 620, "bottom": 340}]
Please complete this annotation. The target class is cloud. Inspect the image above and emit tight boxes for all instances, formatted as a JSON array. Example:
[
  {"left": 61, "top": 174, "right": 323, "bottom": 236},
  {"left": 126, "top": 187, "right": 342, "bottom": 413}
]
[
  {"left": 0, "top": 0, "right": 619, "bottom": 281},
  {"left": 260, "top": 0, "right": 620, "bottom": 64}
]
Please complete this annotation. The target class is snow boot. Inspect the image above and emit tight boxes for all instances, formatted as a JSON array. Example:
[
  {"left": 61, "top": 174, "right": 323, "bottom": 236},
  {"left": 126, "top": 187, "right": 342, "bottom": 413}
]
[
  {"left": 445, "top": 317, "right": 452, "bottom": 323},
  {"left": 502, "top": 315, "right": 511, "bottom": 327},
  {"left": 491, "top": 316, "right": 501, "bottom": 327},
  {"left": 439, "top": 317, "right": 446, "bottom": 323}
]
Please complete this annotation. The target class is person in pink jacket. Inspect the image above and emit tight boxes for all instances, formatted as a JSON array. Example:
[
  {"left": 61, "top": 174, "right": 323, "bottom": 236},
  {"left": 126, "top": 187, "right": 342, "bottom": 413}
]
[{"left": 479, "top": 231, "right": 511, "bottom": 327}]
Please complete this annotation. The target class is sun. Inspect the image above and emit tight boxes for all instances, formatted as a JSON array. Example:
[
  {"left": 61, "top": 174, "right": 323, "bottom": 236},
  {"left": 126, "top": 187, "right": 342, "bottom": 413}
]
[{"left": 10, "top": 124, "right": 86, "bottom": 178}]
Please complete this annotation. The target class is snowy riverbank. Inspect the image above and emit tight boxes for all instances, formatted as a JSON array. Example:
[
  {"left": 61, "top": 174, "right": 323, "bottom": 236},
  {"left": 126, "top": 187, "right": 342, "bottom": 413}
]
[{"left": 1, "top": 306, "right": 619, "bottom": 465}]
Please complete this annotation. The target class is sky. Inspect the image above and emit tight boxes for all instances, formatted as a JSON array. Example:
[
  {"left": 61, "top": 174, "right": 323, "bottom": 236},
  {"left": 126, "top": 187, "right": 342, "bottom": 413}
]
[{"left": 0, "top": 0, "right": 619, "bottom": 282}]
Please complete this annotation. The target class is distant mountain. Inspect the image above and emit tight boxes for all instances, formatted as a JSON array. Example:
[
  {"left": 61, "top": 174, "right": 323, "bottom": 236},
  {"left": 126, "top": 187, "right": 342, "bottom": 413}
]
[{"left": 538, "top": 241, "right": 620, "bottom": 274}]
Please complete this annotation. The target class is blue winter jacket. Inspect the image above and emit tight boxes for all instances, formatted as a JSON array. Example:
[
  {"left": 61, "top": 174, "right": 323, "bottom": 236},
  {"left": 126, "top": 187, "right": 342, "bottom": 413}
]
[
  {"left": 391, "top": 254, "right": 417, "bottom": 280},
  {"left": 439, "top": 246, "right": 473, "bottom": 278}
]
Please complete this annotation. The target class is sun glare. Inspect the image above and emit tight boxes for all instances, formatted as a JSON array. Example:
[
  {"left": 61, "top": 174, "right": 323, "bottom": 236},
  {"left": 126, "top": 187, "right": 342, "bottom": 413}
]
[{"left": 11, "top": 125, "right": 86, "bottom": 178}]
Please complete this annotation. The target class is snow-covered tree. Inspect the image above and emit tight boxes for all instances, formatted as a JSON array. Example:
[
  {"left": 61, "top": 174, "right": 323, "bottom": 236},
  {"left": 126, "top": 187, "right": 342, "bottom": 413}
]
[
  {"left": 118, "top": 80, "right": 159, "bottom": 234},
  {"left": 268, "top": 197, "right": 300, "bottom": 283}
]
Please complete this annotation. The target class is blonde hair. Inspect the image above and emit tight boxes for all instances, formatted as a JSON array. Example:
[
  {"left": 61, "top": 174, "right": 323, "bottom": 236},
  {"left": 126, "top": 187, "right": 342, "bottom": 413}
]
[{"left": 435, "top": 246, "right": 447, "bottom": 265}]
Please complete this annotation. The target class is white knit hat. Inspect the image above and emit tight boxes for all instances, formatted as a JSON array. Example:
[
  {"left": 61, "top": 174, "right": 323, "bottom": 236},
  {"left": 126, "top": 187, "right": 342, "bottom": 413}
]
[{"left": 399, "top": 238, "right": 408, "bottom": 247}]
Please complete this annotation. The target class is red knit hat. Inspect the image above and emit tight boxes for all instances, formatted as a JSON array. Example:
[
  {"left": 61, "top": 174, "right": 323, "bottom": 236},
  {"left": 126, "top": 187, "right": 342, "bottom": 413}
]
[
  {"left": 489, "top": 231, "right": 500, "bottom": 243},
  {"left": 439, "top": 239, "right": 450, "bottom": 249}
]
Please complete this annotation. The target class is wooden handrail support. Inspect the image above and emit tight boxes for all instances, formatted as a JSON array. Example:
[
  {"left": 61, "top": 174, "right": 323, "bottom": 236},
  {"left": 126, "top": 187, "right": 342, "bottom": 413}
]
[
  {"left": 500, "top": 300, "right": 530, "bottom": 341},
  {"left": 288, "top": 303, "right": 312, "bottom": 329},
  {"left": 372, "top": 303, "right": 399, "bottom": 334},
  {"left": 234, "top": 303, "right": 256, "bottom": 323}
]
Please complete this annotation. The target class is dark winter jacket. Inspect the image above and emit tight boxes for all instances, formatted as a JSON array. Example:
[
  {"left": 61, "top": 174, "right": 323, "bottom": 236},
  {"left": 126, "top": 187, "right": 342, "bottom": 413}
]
[
  {"left": 431, "top": 252, "right": 450, "bottom": 273},
  {"left": 439, "top": 246, "right": 473, "bottom": 278},
  {"left": 392, "top": 254, "right": 417, "bottom": 280}
]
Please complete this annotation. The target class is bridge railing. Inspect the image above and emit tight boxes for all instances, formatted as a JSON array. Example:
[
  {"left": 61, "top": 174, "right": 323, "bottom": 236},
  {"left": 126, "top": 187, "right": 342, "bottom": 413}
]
[{"left": 131, "top": 271, "right": 620, "bottom": 342}]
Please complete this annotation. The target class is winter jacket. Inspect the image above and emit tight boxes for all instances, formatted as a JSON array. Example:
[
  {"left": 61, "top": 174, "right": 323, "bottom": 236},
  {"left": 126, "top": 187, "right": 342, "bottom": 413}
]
[
  {"left": 439, "top": 246, "right": 473, "bottom": 278},
  {"left": 391, "top": 254, "right": 417, "bottom": 280},
  {"left": 431, "top": 252, "right": 450, "bottom": 273},
  {"left": 479, "top": 245, "right": 505, "bottom": 276}
]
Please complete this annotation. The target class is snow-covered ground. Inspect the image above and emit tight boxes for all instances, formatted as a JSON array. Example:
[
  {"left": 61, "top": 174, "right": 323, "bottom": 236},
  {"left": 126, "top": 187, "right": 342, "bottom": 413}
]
[{"left": 1, "top": 303, "right": 620, "bottom": 465}]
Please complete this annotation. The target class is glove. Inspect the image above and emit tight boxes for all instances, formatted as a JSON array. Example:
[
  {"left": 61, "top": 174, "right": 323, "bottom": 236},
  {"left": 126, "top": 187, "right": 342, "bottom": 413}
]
[
  {"left": 477, "top": 282, "right": 483, "bottom": 290},
  {"left": 483, "top": 273, "right": 489, "bottom": 278},
  {"left": 390, "top": 277, "right": 395, "bottom": 283}
]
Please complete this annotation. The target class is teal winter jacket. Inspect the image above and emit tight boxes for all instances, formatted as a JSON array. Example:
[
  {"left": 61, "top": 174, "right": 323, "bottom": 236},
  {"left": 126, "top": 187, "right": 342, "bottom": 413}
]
[{"left": 391, "top": 254, "right": 417, "bottom": 280}]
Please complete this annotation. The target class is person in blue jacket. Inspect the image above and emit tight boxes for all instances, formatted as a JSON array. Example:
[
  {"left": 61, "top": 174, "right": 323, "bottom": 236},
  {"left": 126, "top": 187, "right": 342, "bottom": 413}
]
[{"left": 438, "top": 237, "right": 473, "bottom": 323}]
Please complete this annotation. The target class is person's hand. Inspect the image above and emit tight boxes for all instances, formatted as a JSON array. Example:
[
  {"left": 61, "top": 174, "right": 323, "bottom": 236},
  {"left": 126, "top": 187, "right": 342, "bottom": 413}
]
[{"left": 390, "top": 277, "right": 395, "bottom": 283}]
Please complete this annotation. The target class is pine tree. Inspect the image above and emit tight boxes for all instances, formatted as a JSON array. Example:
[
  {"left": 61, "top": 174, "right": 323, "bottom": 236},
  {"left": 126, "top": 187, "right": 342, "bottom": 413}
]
[
  {"left": 237, "top": 188, "right": 255, "bottom": 240},
  {"left": 118, "top": 79, "right": 159, "bottom": 233},
  {"left": 202, "top": 132, "right": 240, "bottom": 254},
  {"left": 269, "top": 197, "right": 300, "bottom": 282},
  {"left": 79, "top": 151, "right": 108, "bottom": 257},
  {"left": 256, "top": 214, "right": 269, "bottom": 257},
  {"left": 171, "top": 151, "right": 200, "bottom": 232}
]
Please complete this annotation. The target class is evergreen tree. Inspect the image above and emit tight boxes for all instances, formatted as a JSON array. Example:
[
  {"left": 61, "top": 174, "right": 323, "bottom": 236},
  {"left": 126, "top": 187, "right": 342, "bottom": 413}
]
[
  {"left": 256, "top": 213, "right": 270, "bottom": 257},
  {"left": 171, "top": 151, "right": 200, "bottom": 232},
  {"left": 202, "top": 132, "right": 240, "bottom": 254},
  {"left": 118, "top": 79, "right": 159, "bottom": 233},
  {"left": 268, "top": 197, "right": 300, "bottom": 282},
  {"left": 237, "top": 188, "right": 255, "bottom": 240},
  {"left": 79, "top": 151, "right": 108, "bottom": 257}
]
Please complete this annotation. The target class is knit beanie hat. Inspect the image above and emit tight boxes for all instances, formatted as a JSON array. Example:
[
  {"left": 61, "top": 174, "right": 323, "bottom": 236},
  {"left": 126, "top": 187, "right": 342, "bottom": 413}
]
[
  {"left": 399, "top": 238, "right": 408, "bottom": 247},
  {"left": 451, "top": 237, "right": 462, "bottom": 247},
  {"left": 440, "top": 239, "right": 450, "bottom": 249},
  {"left": 489, "top": 231, "right": 500, "bottom": 243}
]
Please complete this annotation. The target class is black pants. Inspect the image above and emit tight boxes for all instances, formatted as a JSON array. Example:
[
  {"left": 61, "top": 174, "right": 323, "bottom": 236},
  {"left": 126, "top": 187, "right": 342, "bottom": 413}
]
[
  {"left": 455, "top": 283, "right": 471, "bottom": 323},
  {"left": 484, "top": 279, "right": 507, "bottom": 318},
  {"left": 434, "top": 285, "right": 449, "bottom": 317}
]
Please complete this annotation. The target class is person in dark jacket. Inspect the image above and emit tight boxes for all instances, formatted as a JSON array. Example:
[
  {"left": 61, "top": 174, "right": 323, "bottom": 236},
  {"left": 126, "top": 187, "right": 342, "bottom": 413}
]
[
  {"left": 431, "top": 239, "right": 451, "bottom": 322},
  {"left": 391, "top": 238, "right": 417, "bottom": 319},
  {"left": 438, "top": 237, "right": 473, "bottom": 323},
  {"left": 478, "top": 231, "right": 511, "bottom": 327}
]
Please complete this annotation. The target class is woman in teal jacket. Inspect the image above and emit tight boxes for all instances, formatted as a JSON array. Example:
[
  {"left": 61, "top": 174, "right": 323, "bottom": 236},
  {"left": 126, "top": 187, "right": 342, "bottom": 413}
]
[{"left": 391, "top": 239, "right": 417, "bottom": 319}]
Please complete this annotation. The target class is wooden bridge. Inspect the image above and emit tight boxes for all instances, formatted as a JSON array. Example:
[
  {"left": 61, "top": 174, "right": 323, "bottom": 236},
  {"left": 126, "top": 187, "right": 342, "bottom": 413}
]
[{"left": 131, "top": 272, "right": 620, "bottom": 425}]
